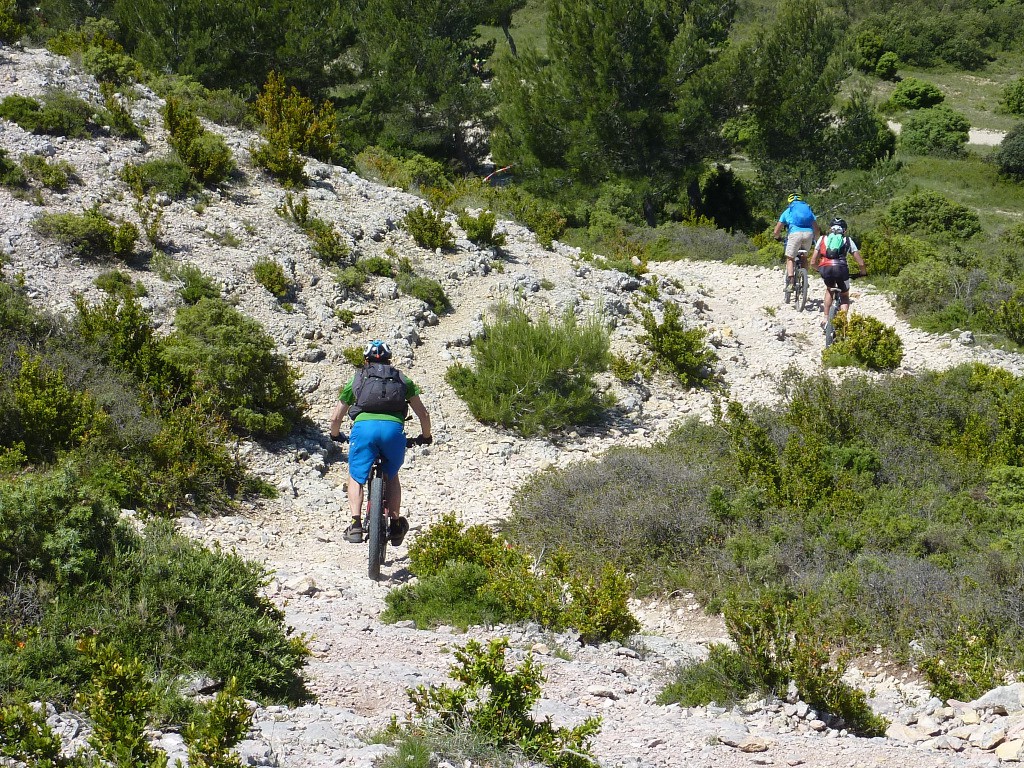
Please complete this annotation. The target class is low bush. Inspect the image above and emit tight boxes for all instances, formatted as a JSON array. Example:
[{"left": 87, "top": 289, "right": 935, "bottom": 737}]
[
  {"left": 163, "top": 98, "right": 235, "bottom": 187},
  {"left": 899, "top": 106, "right": 970, "bottom": 157},
  {"left": 658, "top": 643, "right": 760, "bottom": 706},
  {"left": 919, "top": 621, "right": 1003, "bottom": 702},
  {"left": 176, "top": 263, "right": 221, "bottom": 304},
  {"left": 859, "top": 228, "right": 938, "bottom": 276},
  {"left": 82, "top": 47, "right": 141, "bottom": 86},
  {"left": 276, "top": 193, "right": 349, "bottom": 265},
  {"left": 886, "top": 190, "right": 981, "bottom": 239},
  {"left": 382, "top": 561, "right": 505, "bottom": 629},
  {"left": 995, "top": 124, "right": 1024, "bottom": 180},
  {"left": 875, "top": 52, "right": 899, "bottom": 80},
  {"left": 19, "top": 154, "right": 76, "bottom": 191},
  {"left": 487, "top": 185, "right": 566, "bottom": 249},
  {"left": 162, "top": 298, "right": 302, "bottom": 438},
  {"left": 890, "top": 77, "right": 945, "bottom": 109},
  {"left": 404, "top": 206, "right": 455, "bottom": 250},
  {"left": 121, "top": 157, "right": 199, "bottom": 200},
  {"left": 95, "top": 269, "right": 146, "bottom": 297},
  {"left": 1001, "top": 78, "right": 1024, "bottom": 116},
  {"left": 395, "top": 264, "right": 449, "bottom": 314},
  {"left": 354, "top": 146, "right": 449, "bottom": 191},
  {"left": 893, "top": 258, "right": 955, "bottom": 314},
  {"left": 446, "top": 303, "right": 611, "bottom": 436},
  {"left": 822, "top": 312, "right": 904, "bottom": 370},
  {"left": 0, "top": 148, "right": 25, "bottom": 187},
  {"left": 33, "top": 203, "right": 138, "bottom": 261},
  {"left": 0, "top": 90, "right": 95, "bottom": 138},
  {"left": 0, "top": 0, "right": 21, "bottom": 43},
  {"left": 252, "top": 257, "right": 292, "bottom": 300},
  {"left": 407, "top": 513, "right": 503, "bottom": 577},
  {"left": 457, "top": 209, "right": 506, "bottom": 247},
  {"left": 250, "top": 72, "right": 337, "bottom": 186},
  {"left": 639, "top": 301, "right": 718, "bottom": 387},
  {"left": 408, "top": 639, "right": 601, "bottom": 768}
]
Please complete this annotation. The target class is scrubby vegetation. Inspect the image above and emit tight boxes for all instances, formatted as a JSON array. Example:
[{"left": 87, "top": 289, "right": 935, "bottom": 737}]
[
  {"left": 446, "top": 303, "right": 611, "bottom": 436},
  {"left": 385, "top": 513, "right": 639, "bottom": 645},
  {"left": 506, "top": 365, "right": 1024, "bottom": 703},
  {"left": 404, "top": 206, "right": 455, "bottom": 250},
  {"left": 33, "top": 203, "right": 138, "bottom": 261},
  {"left": 822, "top": 312, "right": 904, "bottom": 370},
  {"left": 0, "top": 272, "right": 307, "bottom": 717},
  {"left": 163, "top": 98, "right": 236, "bottom": 187}
]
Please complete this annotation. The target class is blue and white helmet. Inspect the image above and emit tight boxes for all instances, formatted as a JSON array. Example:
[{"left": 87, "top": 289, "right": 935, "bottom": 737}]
[{"left": 363, "top": 339, "right": 392, "bottom": 362}]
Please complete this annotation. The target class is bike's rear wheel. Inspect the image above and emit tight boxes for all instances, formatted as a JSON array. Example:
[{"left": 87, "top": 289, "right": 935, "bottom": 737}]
[
  {"left": 824, "top": 298, "right": 839, "bottom": 347},
  {"left": 795, "top": 269, "right": 809, "bottom": 312},
  {"left": 366, "top": 476, "right": 386, "bottom": 580}
]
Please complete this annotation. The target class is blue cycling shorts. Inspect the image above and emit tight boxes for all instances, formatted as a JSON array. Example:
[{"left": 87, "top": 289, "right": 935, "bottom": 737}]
[{"left": 348, "top": 419, "right": 406, "bottom": 484}]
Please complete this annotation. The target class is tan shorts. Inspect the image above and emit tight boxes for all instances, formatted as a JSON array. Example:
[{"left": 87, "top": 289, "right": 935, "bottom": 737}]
[{"left": 785, "top": 231, "right": 814, "bottom": 261}]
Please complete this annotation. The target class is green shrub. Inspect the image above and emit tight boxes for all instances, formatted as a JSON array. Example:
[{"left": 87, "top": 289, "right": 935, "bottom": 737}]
[
  {"left": 0, "top": 148, "right": 25, "bottom": 187},
  {"left": 33, "top": 204, "right": 138, "bottom": 261},
  {"left": 0, "top": 0, "right": 22, "bottom": 44},
  {"left": 354, "top": 146, "right": 448, "bottom": 191},
  {"left": 457, "top": 209, "right": 506, "bottom": 247},
  {"left": 996, "top": 291, "right": 1024, "bottom": 344},
  {"left": 122, "top": 156, "right": 199, "bottom": 199},
  {"left": 886, "top": 190, "right": 981, "bottom": 239},
  {"left": 95, "top": 269, "right": 146, "bottom": 297},
  {"left": 382, "top": 561, "right": 506, "bottom": 629},
  {"left": 334, "top": 266, "right": 367, "bottom": 294},
  {"left": 176, "top": 263, "right": 221, "bottom": 304},
  {"left": 875, "top": 52, "right": 899, "bottom": 81},
  {"left": 249, "top": 72, "right": 337, "bottom": 186},
  {"left": 252, "top": 72, "right": 336, "bottom": 162},
  {"left": 360, "top": 255, "right": 395, "bottom": 277},
  {"left": 77, "top": 639, "right": 168, "bottom": 768},
  {"left": 46, "top": 16, "right": 120, "bottom": 55},
  {"left": 276, "top": 193, "right": 349, "bottom": 264},
  {"left": 639, "top": 302, "right": 718, "bottom": 387},
  {"left": 20, "top": 154, "right": 76, "bottom": 191},
  {"left": 446, "top": 303, "right": 611, "bottom": 436},
  {"left": 822, "top": 312, "right": 904, "bottom": 370},
  {"left": 859, "top": 228, "right": 938, "bottom": 276},
  {"left": 163, "top": 98, "right": 236, "bottom": 187},
  {"left": 407, "top": 513, "right": 504, "bottom": 578},
  {"left": 563, "top": 563, "right": 640, "bottom": 644},
  {"left": 0, "top": 704, "right": 63, "bottom": 765},
  {"left": 396, "top": 270, "right": 449, "bottom": 314},
  {"left": 890, "top": 77, "right": 945, "bottom": 109},
  {"left": 995, "top": 124, "right": 1024, "bottom": 180},
  {"left": 404, "top": 206, "right": 455, "bottom": 250},
  {"left": 0, "top": 90, "right": 95, "bottom": 138},
  {"left": 341, "top": 345, "right": 365, "bottom": 367},
  {"left": 181, "top": 678, "right": 252, "bottom": 768},
  {"left": 487, "top": 185, "right": 566, "bottom": 248},
  {"left": 899, "top": 106, "right": 969, "bottom": 157},
  {"left": 408, "top": 639, "right": 601, "bottom": 768},
  {"left": 1001, "top": 78, "right": 1024, "bottom": 116},
  {"left": 162, "top": 298, "right": 302, "bottom": 438},
  {"left": 252, "top": 257, "right": 292, "bottom": 300},
  {"left": 893, "top": 258, "right": 954, "bottom": 314},
  {"left": 250, "top": 140, "right": 307, "bottom": 188},
  {"left": 918, "top": 620, "right": 1002, "bottom": 702},
  {"left": 83, "top": 47, "right": 141, "bottom": 86},
  {"left": 658, "top": 643, "right": 761, "bottom": 706}
]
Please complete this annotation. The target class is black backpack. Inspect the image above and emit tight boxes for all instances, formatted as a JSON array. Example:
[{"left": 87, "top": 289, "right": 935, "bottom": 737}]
[{"left": 350, "top": 363, "right": 409, "bottom": 419}]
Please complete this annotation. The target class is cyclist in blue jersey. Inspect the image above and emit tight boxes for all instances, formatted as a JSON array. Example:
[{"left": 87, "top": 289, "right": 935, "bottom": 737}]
[{"left": 772, "top": 193, "right": 821, "bottom": 286}]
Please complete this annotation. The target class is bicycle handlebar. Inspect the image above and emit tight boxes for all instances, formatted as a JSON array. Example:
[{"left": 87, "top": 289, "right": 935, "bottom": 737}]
[{"left": 331, "top": 433, "right": 432, "bottom": 446}]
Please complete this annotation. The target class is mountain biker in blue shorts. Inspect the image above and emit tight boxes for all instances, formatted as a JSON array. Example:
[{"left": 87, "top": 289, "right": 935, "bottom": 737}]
[
  {"left": 772, "top": 193, "right": 821, "bottom": 284},
  {"left": 329, "top": 340, "right": 432, "bottom": 546}
]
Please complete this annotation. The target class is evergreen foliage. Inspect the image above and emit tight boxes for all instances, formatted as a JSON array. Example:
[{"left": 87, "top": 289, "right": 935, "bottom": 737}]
[
  {"left": 446, "top": 303, "right": 611, "bottom": 436},
  {"left": 33, "top": 204, "right": 138, "bottom": 261},
  {"left": 163, "top": 98, "right": 236, "bottom": 187},
  {"left": 899, "top": 107, "right": 970, "bottom": 157}
]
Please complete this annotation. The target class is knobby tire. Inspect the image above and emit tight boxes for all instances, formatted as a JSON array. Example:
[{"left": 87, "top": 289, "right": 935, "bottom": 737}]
[
  {"left": 824, "top": 292, "right": 840, "bottom": 348},
  {"left": 367, "top": 476, "right": 386, "bottom": 580}
]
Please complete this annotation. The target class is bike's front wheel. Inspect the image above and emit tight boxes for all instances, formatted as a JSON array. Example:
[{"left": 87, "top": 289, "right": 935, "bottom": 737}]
[
  {"left": 366, "top": 476, "right": 386, "bottom": 580},
  {"left": 795, "top": 268, "right": 809, "bottom": 312}
]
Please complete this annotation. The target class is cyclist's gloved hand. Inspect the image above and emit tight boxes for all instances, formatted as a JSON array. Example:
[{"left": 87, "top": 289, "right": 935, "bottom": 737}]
[
  {"left": 417, "top": 434, "right": 433, "bottom": 446},
  {"left": 330, "top": 433, "right": 347, "bottom": 444}
]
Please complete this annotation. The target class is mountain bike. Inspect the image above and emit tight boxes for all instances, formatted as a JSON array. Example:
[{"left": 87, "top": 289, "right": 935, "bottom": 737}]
[
  {"left": 359, "top": 435, "right": 429, "bottom": 580},
  {"left": 783, "top": 248, "right": 809, "bottom": 311},
  {"left": 822, "top": 273, "right": 865, "bottom": 348}
]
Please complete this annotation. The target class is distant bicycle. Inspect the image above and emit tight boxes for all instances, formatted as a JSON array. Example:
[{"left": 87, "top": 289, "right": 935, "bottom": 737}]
[{"left": 783, "top": 248, "right": 809, "bottom": 312}]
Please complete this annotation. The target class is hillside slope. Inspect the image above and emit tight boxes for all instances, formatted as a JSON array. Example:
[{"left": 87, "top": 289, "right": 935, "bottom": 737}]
[{"left": 3, "top": 44, "right": 1023, "bottom": 768}]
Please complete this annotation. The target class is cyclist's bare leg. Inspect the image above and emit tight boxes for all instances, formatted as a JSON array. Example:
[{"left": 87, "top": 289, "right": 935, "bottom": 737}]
[
  {"left": 822, "top": 288, "right": 834, "bottom": 321},
  {"left": 386, "top": 473, "right": 401, "bottom": 520},
  {"left": 347, "top": 476, "right": 364, "bottom": 522},
  {"left": 839, "top": 291, "right": 851, "bottom": 313}
]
